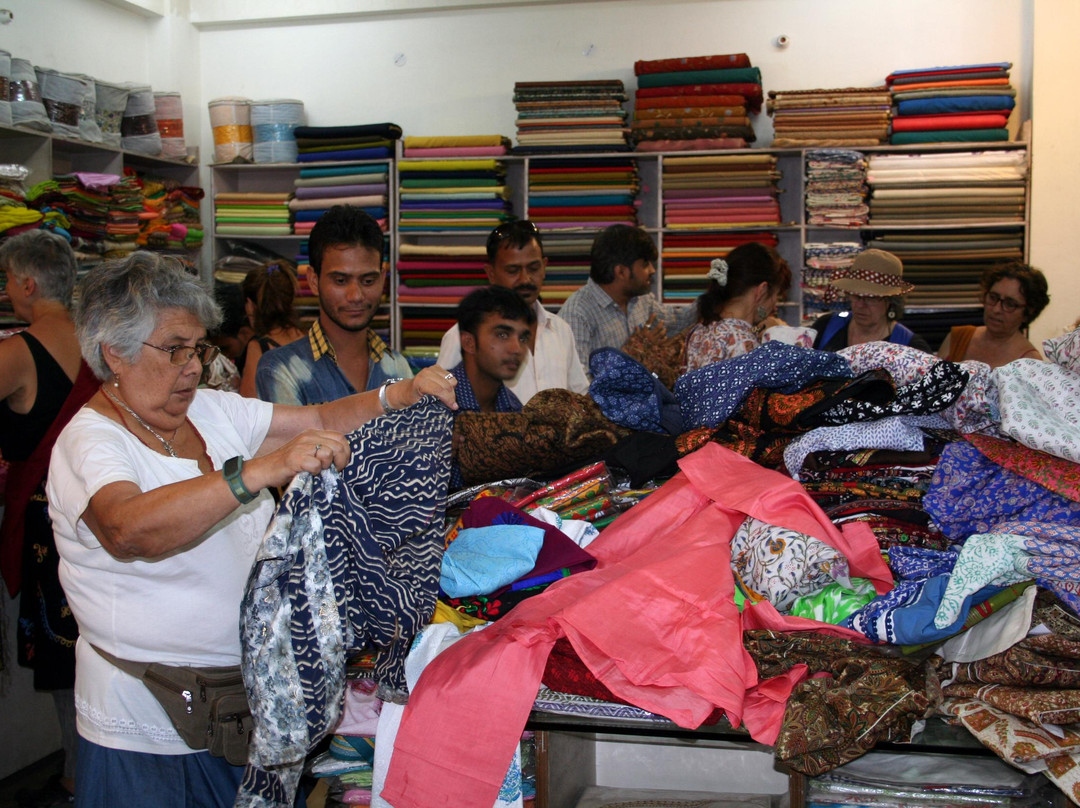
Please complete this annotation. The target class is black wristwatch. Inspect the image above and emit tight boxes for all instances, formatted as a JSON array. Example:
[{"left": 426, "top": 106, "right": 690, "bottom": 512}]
[{"left": 223, "top": 456, "right": 257, "bottom": 505}]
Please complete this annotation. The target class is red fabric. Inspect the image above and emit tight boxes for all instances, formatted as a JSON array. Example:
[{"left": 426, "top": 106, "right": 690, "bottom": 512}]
[
  {"left": 635, "top": 53, "right": 751, "bottom": 76},
  {"left": 892, "top": 113, "right": 1009, "bottom": 132},
  {"left": 383, "top": 443, "right": 890, "bottom": 808},
  {"left": 886, "top": 65, "right": 1009, "bottom": 84},
  {"left": 1, "top": 361, "right": 97, "bottom": 596},
  {"left": 635, "top": 94, "right": 747, "bottom": 110}
]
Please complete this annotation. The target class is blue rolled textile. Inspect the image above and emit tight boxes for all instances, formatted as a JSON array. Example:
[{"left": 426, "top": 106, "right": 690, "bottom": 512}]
[
  {"left": 297, "top": 146, "right": 392, "bottom": 162},
  {"left": 896, "top": 95, "right": 1016, "bottom": 116}
]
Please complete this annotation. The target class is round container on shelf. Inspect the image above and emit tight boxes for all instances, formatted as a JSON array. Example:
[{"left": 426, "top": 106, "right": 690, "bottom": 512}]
[
  {"left": 94, "top": 79, "right": 129, "bottom": 147},
  {"left": 250, "top": 98, "right": 304, "bottom": 164},
  {"left": 154, "top": 90, "right": 186, "bottom": 159},
  {"left": 0, "top": 49, "right": 11, "bottom": 126},
  {"left": 10, "top": 58, "right": 52, "bottom": 132},
  {"left": 121, "top": 83, "right": 162, "bottom": 156},
  {"left": 209, "top": 96, "right": 253, "bottom": 163}
]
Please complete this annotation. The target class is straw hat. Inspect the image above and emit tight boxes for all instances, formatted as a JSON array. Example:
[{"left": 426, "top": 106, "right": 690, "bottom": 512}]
[{"left": 830, "top": 249, "right": 914, "bottom": 297}]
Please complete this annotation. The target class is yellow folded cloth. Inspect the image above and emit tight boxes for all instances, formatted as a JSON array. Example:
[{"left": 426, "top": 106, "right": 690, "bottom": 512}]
[{"left": 403, "top": 135, "right": 508, "bottom": 148}]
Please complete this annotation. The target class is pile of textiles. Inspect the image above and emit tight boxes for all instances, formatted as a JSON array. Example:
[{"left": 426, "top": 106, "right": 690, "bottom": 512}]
[
  {"left": 887, "top": 62, "right": 1017, "bottom": 145},
  {"left": 398, "top": 156, "right": 511, "bottom": 232},
  {"left": 401, "top": 135, "right": 509, "bottom": 158},
  {"left": 293, "top": 122, "right": 401, "bottom": 163},
  {"left": 537, "top": 237, "right": 592, "bottom": 306},
  {"left": 527, "top": 157, "right": 639, "bottom": 231},
  {"left": 661, "top": 154, "right": 781, "bottom": 229},
  {"left": 0, "top": 163, "right": 44, "bottom": 238},
  {"left": 631, "top": 52, "right": 761, "bottom": 150},
  {"left": 291, "top": 162, "right": 390, "bottom": 236},
  {"left": 213, "top": 190, "right": 291, "bottom": 236},
  {"left": 512, "top": 80, "right": 630, "bottom": 152},
  {"left": 801, "top": 242, "right": 864, "bottom": 324},
  {"left": 396, "top": 242, "right": 487, "bottom": 352},
  {"left": 661, "top": 232, "right": 778, "bottom": 305},
  {"left": 133, "top": 172, "right": 204, "bottom": 253},
  {"left": 866, "top": 149, "right": 1028, "bottom": 226},
  {"left": 804, "top": 149, "right": 868, "bottom": 227},
  {"left": 32, "top": 172, "right": 142, "bottom": 259},
  {"left": 767, "top": 87, "right": 891, "bottom": 147}
]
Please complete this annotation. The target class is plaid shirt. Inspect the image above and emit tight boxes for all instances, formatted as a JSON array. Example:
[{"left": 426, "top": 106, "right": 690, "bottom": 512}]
[
  {"left": 558, "top": 279, "right": 696, "bottom": 371},
  {"left": 256, "top": 320, "right": 413, "bottom": 405}
]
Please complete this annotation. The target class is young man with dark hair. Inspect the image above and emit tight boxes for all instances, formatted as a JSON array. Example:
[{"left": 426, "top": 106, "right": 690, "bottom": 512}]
[
  {"left": 559, "top": 224, "right": 695, "bottom": 370},
  {"left": 437, "top": 220, "right": 588, "bottom": 403},
  {"left": 256, "top": 205, "right": 414, "bottom": 405},
  {"left": 450, "top": 285, "right": 535, "bottom": 414}
]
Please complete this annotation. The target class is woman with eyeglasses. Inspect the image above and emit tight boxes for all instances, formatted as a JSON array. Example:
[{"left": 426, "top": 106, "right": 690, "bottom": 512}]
[
  {"left": 45, "top": 252, "right": 458, "bottom": 807},
  {"left": 937, "top": 263, "right": 1050, "bottom": 368}
]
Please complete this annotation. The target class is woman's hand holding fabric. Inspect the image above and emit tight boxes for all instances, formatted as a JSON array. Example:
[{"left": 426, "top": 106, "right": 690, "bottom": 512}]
[{"left": 245, "top": 429, "right": 350, "bottom": 491}]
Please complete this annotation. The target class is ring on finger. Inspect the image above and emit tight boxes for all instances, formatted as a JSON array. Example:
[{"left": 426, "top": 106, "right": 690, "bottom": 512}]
[
  {"left": 444, "top": 372, "right": 454, "bottom": 381},
  {"left": 313, "top": 444, "right": 321, "bottom": 457}
]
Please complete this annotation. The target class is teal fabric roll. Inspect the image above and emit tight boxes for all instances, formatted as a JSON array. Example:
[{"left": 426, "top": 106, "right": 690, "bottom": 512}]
[
  {"left": 890, "top": 128, "right": 1009, "bottom": 145},
  {"left": 637, "top": 67, "right": 761, "bottom": 88}
]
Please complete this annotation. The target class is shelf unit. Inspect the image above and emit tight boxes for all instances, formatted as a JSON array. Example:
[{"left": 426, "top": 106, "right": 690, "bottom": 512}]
[{"left": 208, "top": 139, "right": 1030, "bottom": 354}]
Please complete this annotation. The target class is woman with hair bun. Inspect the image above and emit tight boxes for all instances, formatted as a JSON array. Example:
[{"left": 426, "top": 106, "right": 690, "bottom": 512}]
[
  {"left": 239, "top": 262, "right": 306, "bottom": 398},
  {"left": 684, "top": 241, "right": 791, "bottom": 371}
]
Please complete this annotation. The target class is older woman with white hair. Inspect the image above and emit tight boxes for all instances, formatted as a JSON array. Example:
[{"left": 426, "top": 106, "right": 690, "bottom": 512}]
[{"left": 46, "top": 252, "right": 457, "bottom": 808}]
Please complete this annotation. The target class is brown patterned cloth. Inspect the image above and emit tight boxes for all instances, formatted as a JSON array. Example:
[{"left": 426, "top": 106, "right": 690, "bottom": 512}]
[
  {"left": 620, "top": 317, "right": 689, "bottom": 390},
  {"left": 745, "top": 630, "right": 940, "bottom": 776},
  {"left": 454, "top": 389, "right": 628, "bottom": 485},
  {"left": 945, "top": 635, "right": 1080, "bottom": 689},
  {"left": 944, "top": 683, "right": 1080, "bottom": 726}
]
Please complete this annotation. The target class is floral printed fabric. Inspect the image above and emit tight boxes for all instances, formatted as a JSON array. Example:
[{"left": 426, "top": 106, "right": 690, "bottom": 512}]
[
  {"left": 993, "top": 520, "right": 1080, "bottom": 614},
  {"left": 1044, "top": 326, "right": 1080, "bottom": 375},
  {"left": 995, "top": 359, "right": 1080, "bottom": 464},
  {"left": 814, "top": 360, "right": 968, "bottom": 424},
  {"left": 783, "top": 417, "right": 927, "bottom": 481},
  {"left": 968, "top": 433, "right": 1080, "bottom": 504},
  {"left": 935, "top": 533, "right": 1031, "bottom": 628},
  {"left": 730, "top": 516, "right": 852, "bottom": 611},
  {"left": 945, "top": 683, "right": 1080, "bottom": 728},
  {"left": 685, "top": 318, "right": 760, "bottom": 371},
  {"left": 948, "top": 634, "right": 1080, "bottom": 689},
  {"left": 675, "top": 341, "right": 852, "bottom": 429},
  {"left": 923, "top": 442, "right": 1080, "bottom": 541},
  {"left": 943, "top": 698, "right": 1080, "bottom": 804}
]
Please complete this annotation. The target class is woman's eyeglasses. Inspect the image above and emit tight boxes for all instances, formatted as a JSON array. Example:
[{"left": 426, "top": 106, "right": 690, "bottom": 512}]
[
  {"left": 143, "top": 341, "right": 221, "bottom": 367},
  {"left": 985, "top": 291, "right": 1024, "bottom": 313}
]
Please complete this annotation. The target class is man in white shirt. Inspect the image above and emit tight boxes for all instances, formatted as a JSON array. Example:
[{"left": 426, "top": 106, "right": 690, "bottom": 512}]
[{"left": 437, "top": 220, "right": 589, "bottom": 404}]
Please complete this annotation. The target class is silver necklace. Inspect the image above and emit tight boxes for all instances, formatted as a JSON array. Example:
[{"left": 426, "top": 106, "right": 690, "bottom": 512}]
[{"left": 103, "top": 386, "right": 180, "bottom": 458}]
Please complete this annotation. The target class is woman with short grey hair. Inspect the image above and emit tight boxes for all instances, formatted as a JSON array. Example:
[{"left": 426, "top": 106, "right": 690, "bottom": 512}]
[
  {"left": 0, "top": 228, "right": 92, "bottom": 805},
  {"left": 47, "top": 251, "right": 460, "bottom": 808}
]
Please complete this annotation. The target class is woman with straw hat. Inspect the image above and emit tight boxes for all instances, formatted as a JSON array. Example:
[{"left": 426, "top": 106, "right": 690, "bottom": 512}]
[{"left": 810, "top": 248, "right": 931, "bottom": 353}]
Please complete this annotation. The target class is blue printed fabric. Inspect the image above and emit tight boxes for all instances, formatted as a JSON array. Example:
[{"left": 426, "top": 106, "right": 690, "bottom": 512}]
[
  {"left": 236, "top": 399, "right": 452, "bottom": 808},
  {"left": 843, "top": 574, "right": 1001, "bottom": 646},
  {"left": 589, "top": 347, "right": 683, "bottom": 434},
  {"left": 923, "top": 442, "right": 1080, "bottom": 541},
  {"left": 896, "top": 96, "right": 1017, "bottom": 116},
  {"left": 935, "top": 533, "right": 1030, "bottom": 628},
  {"left": 888, "top": 546, "right": 958, "bottom": 581},
  {"left": 783, "top": 417, "right": 927, "bottom": 481},
  {"left": 992, "top": 520, "right": 1080, "bottom": 614},
  {"left": 675, "top": 341, "right": 852, "bottom": 429}
]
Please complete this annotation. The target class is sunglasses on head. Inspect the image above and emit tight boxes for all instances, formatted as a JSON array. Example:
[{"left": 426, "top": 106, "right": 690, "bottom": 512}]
[{"left": 486, "top": 220, "right": 540, "bottom": 253}]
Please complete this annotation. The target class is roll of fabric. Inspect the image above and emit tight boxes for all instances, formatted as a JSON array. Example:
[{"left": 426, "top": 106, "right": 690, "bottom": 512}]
[
  {"left": 121, "top": 83, "right": 162, "bottom": 156},
  {"left": 153, "top": 91, "right": 186, "bottom": 159},
  {"left": 94, "top": 79, "right": 128, "bottom": 148},
  {"left": 251, "top": 98, "right": 304, "bottom": 164},
  {"left": 887, "top": 62, "right": 1015, "bottom": 144},
  {"left": 209, "top": 96, "right": 253, "bottom": 163}
]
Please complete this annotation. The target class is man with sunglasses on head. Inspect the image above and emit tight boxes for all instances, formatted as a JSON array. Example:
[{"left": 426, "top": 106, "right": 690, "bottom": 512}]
[
  {"left": 256, "top": 205, "right": 416, "bottom": 406},
  {"left": 437, "top": 220, "right": 589, "bottom": 405},
  {"left": 559, "top": 224, "right": 696, "bottom": 372}
]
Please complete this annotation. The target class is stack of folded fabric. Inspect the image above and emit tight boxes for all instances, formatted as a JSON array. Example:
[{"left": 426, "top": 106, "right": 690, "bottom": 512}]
[
  {"left": 866, "top": 150, "right": 1028, "bottom": 226},
  {"left": 512, "top": 80, "right": 630, "bottom": 152},
  {"left": 290, "top": 163, "right": 390, "bottom": 235},
  {"left": 398, "top": 157, "right": 511, "bottom": 232},
  {"left": 540, "top": 238, "right": 594, "bottom": 305},
  {"left": 528, "top": 157, "right": 639, "bottom": 231},
  {"left": 767, "top": 87, "right": 891, "bottom": 147},
  {"left": 631, "top": 53, "right": 761, "bottom": 151},
  {"left": 661, "top": 154, "right": 781, "bottom": 229},
  {"left": 214, "top": 191, "right": 292, "bottom": 236},
  {"left": 397, "top": 243, "right": 486, "bottom": 356},
  {"left": 661, "top": 232, "right": 779, "bottom": 304},
  {"left": 50, "top": 173, "right": 111, "bottom": 242},
  {"left": 801, "top": 242, "right": 864, "bottom": 322},
  {"left": 136, "top": 174, "right": 204, "bottom": 253},
  {"left": 402, "top": 135, "right": 510, "bottom": 158},
  {"left": 293, "top": 123, "right": 401, "bottom": 162},
  {"left": 0, "top": 164, "right": 47, "bottom": 239},
  {"left": 103, "top": 174, "right": 143, "bottom": 255},
  {"left": 887, "top": 62, "right": 1016, "bottom": 145},
  {"left": 805, "top": 149, "right": 869, "bottom": 227}
]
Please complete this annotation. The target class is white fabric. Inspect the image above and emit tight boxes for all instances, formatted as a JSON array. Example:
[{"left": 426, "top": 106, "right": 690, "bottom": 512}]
[
  {"left": 995, "top": 359, "right": 1080, "bottom": 464},
  {"left": 526, "top": 505, "right": 600, "bottom": 549},
  {"left": 939, "top": 584, "right": 1037, "bottom": 666},
  {"left": 47, "top": 388, "right": 275, "bottom": 754},
  {"left": 437, "top": 300, "right": 589, "bottom": 404}
]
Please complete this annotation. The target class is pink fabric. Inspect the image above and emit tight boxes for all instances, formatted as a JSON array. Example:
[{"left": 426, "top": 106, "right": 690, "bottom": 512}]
[
  {"left": 333, "top": 680, "right": 382, "bottom": 736},
  {"left": 382, "top": 444, "right": 890, "bottom": 808}
]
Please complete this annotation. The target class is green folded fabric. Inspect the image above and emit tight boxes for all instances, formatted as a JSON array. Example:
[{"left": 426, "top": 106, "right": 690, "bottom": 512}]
[
  {"left": 637, "top": 67, "right": 761, "bottom": 88},
  {"left": 789, "top": 578, "right": 877, "bottom": 624},
  {"left": 890, "top": 128, "right": 1009, "bottom": 145}
]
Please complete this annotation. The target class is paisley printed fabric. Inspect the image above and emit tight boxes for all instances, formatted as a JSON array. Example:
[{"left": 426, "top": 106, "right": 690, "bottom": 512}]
[
  {"left": 236, "top": 399, "right": 452, "bottom": 808},
  {"left": 783, "top": 417, "right": 927, "bottom": 481},
  {"left": 943, "top": 698, "right": 1080, "bottom": 804},
  {"left": 992, "top": 520, "right": 1080, "bottom": 615},
  {"left": 945, "top": 683, "right": 1080, "bottom": 728},
  {"left": 888, "top": 546, "right": 958, "bottom": 580},
  {"left": 968, "top": 433, "right": 1080, "bottom": 504},
  {"left": 995, "top": 360, "right": 1080, "bottom": 464},
  {"left": 923, "top": 442, "right": 1080, "bottom": 541},
  {"left": 948, "top": 634, "right": 1080, "bottom": 688},
  {"left": 935, "top": 533, "right": 1030, "bottom": 628},
  {"left": 674, "top": 341, "right": 852, "bottom": 429},
  {"left": 730, "top": 516, "right": 852, "bottom": 611}
]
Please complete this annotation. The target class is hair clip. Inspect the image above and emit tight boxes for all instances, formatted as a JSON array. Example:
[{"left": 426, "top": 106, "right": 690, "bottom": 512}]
[
  {"left": 707, "top": 258, "right": 729, "bottom": 286},
  {"left": 266, "top": 263, "right": 280, "bottom": 274}
]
